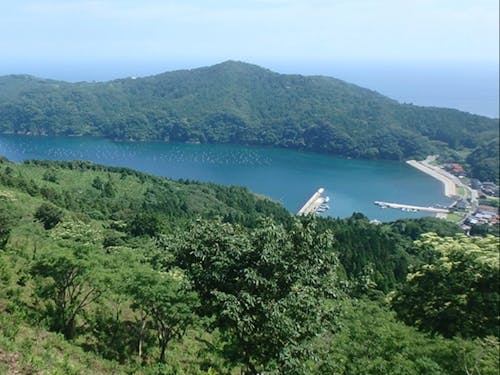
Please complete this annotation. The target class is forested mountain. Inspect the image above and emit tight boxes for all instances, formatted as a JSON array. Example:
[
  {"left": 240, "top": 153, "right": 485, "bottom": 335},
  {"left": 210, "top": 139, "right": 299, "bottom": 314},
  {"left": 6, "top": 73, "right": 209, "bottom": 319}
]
[
  {"left": 0, "top": 61, "right": 497, "bottom": 167},
  {"left": 466, "top": 139, "right": 500, "bottom": 182},
  {"left": 1, "top": 158, "right": 498, "bottom": 374}
]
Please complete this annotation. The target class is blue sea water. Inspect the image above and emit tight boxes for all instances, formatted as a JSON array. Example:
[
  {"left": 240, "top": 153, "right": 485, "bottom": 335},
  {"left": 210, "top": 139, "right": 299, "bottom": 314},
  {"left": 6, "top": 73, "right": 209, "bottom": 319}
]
[{"left": 0, "top": 135, "right": 452, "bottom": 221}]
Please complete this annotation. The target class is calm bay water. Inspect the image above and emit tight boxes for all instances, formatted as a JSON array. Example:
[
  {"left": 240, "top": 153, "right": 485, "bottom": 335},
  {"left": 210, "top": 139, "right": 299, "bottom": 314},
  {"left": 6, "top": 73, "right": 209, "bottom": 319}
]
[{"left": 0, "top": 135, "right": 452, "bottom": 221}]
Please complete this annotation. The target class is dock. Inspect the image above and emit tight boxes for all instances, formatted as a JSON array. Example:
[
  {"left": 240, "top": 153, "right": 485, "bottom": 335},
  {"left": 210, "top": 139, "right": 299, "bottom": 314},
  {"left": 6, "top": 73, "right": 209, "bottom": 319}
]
[
  {"left": 374, "top": 201, "right": 449, "bottom": 213},
  {"left": 297, "top": 188, "right": 326, "bottom": 215}
]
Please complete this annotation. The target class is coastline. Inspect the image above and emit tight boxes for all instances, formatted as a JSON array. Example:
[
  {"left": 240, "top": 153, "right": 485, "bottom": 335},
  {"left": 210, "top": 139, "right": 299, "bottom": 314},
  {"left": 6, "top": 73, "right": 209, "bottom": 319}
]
[{"left": 406, "top": 159, "right": 457, "bottom": 197}]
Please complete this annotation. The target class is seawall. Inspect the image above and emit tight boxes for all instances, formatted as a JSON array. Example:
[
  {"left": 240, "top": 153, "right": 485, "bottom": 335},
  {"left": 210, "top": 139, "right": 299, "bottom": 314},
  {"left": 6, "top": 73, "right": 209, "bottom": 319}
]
[{"left": 406, "top": 160, "right": 457, "bottom": 197}]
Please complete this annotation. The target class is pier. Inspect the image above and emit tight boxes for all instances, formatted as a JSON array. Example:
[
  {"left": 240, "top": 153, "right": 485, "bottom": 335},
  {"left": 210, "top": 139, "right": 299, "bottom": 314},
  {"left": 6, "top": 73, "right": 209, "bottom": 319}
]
[
  {"left": 374, "top": 201, "right": 449, "bottom": 213},
  {"left": 297, "top": 188, "right": 326, "bottom": 215}
]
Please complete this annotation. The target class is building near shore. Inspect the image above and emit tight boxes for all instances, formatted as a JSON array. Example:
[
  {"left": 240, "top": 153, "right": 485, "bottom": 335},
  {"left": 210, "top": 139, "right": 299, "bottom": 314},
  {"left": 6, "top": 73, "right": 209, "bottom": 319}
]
[
  {"left": 465, "top": 205, "right": 500, "bottom": 227},
  {"left": 481, "top": 182, "right": 499, "bottom": 197},
  {"left": 444, "top": 163, "right": 464, "bottom": 176}
]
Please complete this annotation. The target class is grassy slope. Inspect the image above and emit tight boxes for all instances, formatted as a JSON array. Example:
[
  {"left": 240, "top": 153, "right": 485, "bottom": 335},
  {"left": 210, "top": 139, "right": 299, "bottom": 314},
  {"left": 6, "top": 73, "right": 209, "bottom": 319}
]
[
  {"left": 0, "top": 159, "right": 290, "bottom": 227},
  {"left": 0, "top": 160, "right": 266, "bottom": 374}
]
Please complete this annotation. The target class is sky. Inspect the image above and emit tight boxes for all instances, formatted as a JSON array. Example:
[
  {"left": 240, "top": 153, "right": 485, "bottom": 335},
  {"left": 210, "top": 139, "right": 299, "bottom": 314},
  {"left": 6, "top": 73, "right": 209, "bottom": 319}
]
[
  {"left": 1, "top": 0, "right": 498, "bottom": 65},
  {"left": 0, "top": 0, "right": 498, "bottom": 116}
]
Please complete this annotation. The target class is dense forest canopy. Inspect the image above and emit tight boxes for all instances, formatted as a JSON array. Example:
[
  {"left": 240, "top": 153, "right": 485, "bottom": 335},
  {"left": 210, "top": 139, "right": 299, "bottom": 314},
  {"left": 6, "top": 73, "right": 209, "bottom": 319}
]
[
  {"left": 0, "top": 158, "right": 498, "bottom": 373},
  {"left": 0, "top": 61, "right": 498, "bottom": 179}
]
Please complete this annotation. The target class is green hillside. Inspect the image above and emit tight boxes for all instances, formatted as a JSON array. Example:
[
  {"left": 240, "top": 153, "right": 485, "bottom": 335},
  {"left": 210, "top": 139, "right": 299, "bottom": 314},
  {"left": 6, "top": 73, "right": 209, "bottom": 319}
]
[
  {"left": 0, "top": 61, "right": 497, "bottom": 168},
  {"left": 0, "top": 158, "right": 498, "bottom": 373}
]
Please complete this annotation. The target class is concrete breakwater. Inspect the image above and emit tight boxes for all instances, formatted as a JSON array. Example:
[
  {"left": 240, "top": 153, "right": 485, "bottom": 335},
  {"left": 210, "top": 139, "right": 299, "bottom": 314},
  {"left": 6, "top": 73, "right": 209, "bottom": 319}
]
[
  {"left": 297, "top": 188, "right": 326, "bottom": 215},
  {"left": 374, "top": 201, "right": 449, "bottom": 213},
  {"left": 406, "top": 159, "right": 457, "bottom": 197}
]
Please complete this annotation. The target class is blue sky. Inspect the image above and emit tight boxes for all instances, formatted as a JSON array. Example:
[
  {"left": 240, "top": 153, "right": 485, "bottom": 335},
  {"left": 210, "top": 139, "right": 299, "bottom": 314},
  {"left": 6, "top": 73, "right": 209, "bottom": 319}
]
[{"left": 1, "top": 0, "right": 498, "bottom": 65}]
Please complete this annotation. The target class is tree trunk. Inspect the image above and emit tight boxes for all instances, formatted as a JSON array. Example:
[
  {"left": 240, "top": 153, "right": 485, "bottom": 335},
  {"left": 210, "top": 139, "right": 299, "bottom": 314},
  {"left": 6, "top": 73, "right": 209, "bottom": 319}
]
[
  {"left": 138, "top": 316, "right": 147, "bottom": 358},
  {"left": 242, "top": 352, "right": 258, "bottom": 375},
  {"left": 64, "top": 317, "right": 76, "bottom": 340},
  {"left": 159, "top": 340, "right": 167, "bottom": 363}
]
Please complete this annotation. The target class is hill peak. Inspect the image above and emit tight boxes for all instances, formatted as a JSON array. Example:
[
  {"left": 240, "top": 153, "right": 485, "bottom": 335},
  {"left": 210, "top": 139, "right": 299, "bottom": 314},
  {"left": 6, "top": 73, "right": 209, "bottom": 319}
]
[{"left": 203, "top": 60, "right": 273, "bottom": 74}]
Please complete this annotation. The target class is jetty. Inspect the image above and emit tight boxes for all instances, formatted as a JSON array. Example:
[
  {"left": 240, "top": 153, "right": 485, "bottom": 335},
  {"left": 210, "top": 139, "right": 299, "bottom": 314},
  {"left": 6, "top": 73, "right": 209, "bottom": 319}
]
[
  {"left": 406, "top": 159, "right": 457, "bottom": 197},
  {"left": 297, "top": 188, "right": 326, "bottom": 215},
  {"left": 374, "top": 201, "right": 449, "bottom": 214}
]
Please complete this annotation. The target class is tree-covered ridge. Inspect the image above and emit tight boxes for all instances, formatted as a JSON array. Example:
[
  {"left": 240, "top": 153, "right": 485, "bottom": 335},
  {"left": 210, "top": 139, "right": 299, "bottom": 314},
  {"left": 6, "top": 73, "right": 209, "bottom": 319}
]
[
  {"left": 0, "top": 158, "right": 498, "bottom": 373},
  {"left": 0, "top": 61, "right": 497, "bottom": 166},
  {"left": 0, "top": 157, "right": 290, "bottom": 229},
  {"left": 466, "top": 139, "right": 500, "bottom": 182}
]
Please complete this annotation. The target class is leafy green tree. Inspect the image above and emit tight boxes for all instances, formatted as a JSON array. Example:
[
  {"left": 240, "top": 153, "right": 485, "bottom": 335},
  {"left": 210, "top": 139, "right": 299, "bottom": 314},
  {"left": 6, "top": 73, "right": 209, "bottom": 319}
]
[
  {"left": 469, "top": 223, "right": 499, "bottom": 237},
  {"left": 127, "top": 212, "right": 162, "bottom": 237},
  {"left": 466, "top": 140, "right": 500, "bottom": 183},
  {"left": 126, "top": 268, "right": 199, "bottom": 363},
  {"left": 91, "top": 176, "right": 103, "bottom": 190},
  {"left": 102, "top": 179, "right": 116, "bottom": 198},
  {"left": 316, "top": 299, "right": 500, "bottom": 375},
  {"left": 34, "top": 203, "right": 63, "bottom": 229},
  {"left": 30, "top": 246, "right": 104, "bottom": 339},
  {"left": 0, "top": 210, "right": 11, "bottom": 249},
  {"left": 172, "top": 217, "right": 341, "bottom": 374},
  {"left": 389, "top": 217, "right": 462, "bottom": 241},
  {"left": 42, "top": 169, "right": 58, "bottom": 183},
  {"left": 391, "top": 233, "right": 499, "bottom": 338}
]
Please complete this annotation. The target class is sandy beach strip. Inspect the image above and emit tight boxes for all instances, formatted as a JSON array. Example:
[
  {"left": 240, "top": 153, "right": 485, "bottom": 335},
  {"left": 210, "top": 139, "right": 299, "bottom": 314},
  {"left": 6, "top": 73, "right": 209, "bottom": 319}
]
[{"left": 406, "top": 160, "right": 457, "bottom": 197}]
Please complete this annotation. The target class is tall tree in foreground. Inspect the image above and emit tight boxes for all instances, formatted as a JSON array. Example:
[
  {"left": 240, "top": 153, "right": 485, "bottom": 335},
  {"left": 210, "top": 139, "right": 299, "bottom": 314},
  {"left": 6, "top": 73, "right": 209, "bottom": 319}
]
[
  {"left": 126, "top": 268, "right": 199, "bottom": 363},
  {"left": 30, "top": 246, "right": 104, "bottom": 339},
  {"left": 391, "top": 233, "right": 499, "bottom": 338},
  {"left": 172, "top": 217, "right": 342, "bottom": 374}
]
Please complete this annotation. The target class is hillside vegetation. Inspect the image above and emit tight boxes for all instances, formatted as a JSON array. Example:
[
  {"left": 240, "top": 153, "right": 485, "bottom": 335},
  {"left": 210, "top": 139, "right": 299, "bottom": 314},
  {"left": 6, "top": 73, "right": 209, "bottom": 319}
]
[
  {"left": 0, "top": 158, "right": 498, "bottom": 374},
  {"left": 0, "top": 61, "right": 498, "bottom": 178}
]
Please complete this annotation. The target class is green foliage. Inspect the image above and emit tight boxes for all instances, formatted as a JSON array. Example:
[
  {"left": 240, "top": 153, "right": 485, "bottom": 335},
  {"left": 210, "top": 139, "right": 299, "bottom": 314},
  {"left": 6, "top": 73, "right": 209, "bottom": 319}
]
[
  {"left": 42, "top": 169, "right": 58, "bottom": 183},
  {"left": 91, "top": 176, "right": 103, "bottom": 190},
  {"left": 317, "top": 214, "right": 410, "bottom": 293},
  {"left": 470, "top": 223, "right": 499, "bottom": 237},
  {"left": 479, "top": 198, "right": 500, "bottom": 207},
  {"left": 34, "top": 203, "right": 63, "bottom": 230},
  {"left": 30, "top": 246, "right": 105, "bottom": 339},
  {"left": 126, "top": 268, "right": 199, "bottom": 363},
  {"left": 0, "top": 321, "right": 129, "bottom": 374},
  {"left": 127, "top": 212, "right": 163, "bottom": 237},
  {"left": 1, "top": 157, "right": 499, "bottom": 373},
  {"left": 172, "top": 217, "right": 341, "bottom": 374},
  {"left": 466, "top": 140, "right": 500, "bottom": 183},
  {"left": 0, "top": 159, "right": 289, "bottom": 229},
  {"left": 316, "top": 299, "right": 500, "bottom": 375},
  {"left": 0, "top": 210, "right": 11, "bottom": 249},
  {"left": 391, "top": 233, "right": 499, "bottom": 338},
  {"left": 0, "top": 191, "right": 21, "bottom": 249},
  {"left": 389, "top": 217, "right": 462, "bottom": 241}
]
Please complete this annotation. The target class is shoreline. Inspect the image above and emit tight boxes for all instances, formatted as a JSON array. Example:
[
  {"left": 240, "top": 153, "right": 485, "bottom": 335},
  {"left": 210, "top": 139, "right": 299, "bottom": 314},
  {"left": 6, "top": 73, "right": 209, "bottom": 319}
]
[{"left": 406, "top": 159, "right": 457, "bottom": 197}]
